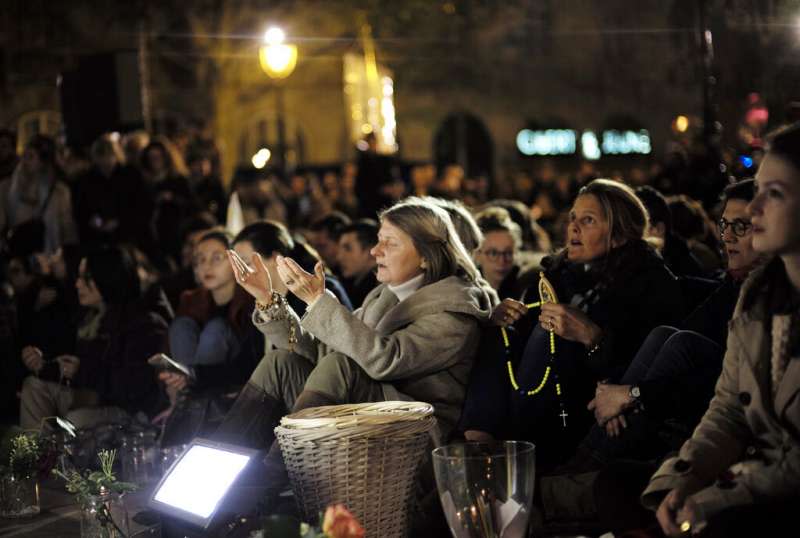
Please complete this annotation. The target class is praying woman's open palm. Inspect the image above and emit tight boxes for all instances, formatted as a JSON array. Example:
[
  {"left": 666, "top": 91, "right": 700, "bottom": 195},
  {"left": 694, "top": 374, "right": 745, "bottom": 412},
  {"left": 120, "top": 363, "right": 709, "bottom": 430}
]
[
  {"left": 276, "top": 255, "right": 326, "bottom": 305},
  {"left": 228, "top": 249, "right": 273, "bottom": 304}
]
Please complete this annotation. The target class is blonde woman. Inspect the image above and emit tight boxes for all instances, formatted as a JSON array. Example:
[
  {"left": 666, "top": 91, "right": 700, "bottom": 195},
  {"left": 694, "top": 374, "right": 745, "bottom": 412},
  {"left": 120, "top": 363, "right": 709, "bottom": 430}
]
[{"left": 216, "top": 197, "right": 494, "bottom": 452}]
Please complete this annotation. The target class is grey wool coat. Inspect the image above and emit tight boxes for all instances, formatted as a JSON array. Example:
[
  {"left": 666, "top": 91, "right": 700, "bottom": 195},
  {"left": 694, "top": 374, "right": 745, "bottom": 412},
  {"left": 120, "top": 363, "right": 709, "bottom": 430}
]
[
  {"left": 642, "top": 262, "right": 800, "bottom": 523},
  {"left": 255, "top": 275, "right": 495, "bottom": 440}
]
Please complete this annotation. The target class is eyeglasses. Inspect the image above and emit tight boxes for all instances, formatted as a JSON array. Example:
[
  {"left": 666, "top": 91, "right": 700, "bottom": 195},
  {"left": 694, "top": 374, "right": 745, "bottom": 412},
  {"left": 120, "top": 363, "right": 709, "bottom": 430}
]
[
  {"left": 481, "top": 249, "right": 515, "bottom": 262},
  {"left": 718, "top": 218, "right": 752, "bottom": 238},
  {"left": 192, "top": 252, "right": 227, "bottom": 268}
]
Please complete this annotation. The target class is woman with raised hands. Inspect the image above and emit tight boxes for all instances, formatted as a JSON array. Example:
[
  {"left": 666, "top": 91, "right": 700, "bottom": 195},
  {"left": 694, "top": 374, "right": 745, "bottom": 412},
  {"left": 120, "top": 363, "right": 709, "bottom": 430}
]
[{"left": 214, "top": 196, "right": 494, "bottom": 454}]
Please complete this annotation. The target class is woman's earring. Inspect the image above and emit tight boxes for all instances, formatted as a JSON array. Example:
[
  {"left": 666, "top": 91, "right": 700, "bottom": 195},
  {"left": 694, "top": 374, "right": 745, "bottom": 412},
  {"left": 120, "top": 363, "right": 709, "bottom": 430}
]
[{"left": 420, "top": 260, "right": 427, "bottom": 269}]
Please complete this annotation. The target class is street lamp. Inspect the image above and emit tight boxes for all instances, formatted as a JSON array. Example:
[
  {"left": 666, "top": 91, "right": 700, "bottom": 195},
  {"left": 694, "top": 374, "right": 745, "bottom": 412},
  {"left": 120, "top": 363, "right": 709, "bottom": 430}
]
[
  {"left": 259, "top": 27, "right": 297, "bottom": 175},
  {"left": 259, "top": 27, "right": 297, "bottom": 79}
]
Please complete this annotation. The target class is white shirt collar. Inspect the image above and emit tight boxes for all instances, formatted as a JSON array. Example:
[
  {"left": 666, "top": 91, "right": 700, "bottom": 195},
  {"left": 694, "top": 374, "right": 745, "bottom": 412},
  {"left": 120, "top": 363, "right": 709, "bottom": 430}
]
[{"left": 388, "top": 273, "right": 425, "bottom": 302}]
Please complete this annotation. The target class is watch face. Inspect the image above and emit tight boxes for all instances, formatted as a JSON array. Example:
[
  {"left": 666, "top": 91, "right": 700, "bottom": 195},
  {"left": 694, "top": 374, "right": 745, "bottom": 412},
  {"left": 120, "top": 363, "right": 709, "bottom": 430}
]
[{"left": 630, "top": 386, "right": 641, "bottom": 399}]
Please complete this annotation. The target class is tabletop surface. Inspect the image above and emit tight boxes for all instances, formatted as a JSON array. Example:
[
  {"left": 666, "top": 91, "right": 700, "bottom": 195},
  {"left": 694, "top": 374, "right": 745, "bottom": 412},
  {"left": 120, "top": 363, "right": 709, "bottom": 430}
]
[{"left": 0, "top": 478, "right": 158, "bottom": 538}]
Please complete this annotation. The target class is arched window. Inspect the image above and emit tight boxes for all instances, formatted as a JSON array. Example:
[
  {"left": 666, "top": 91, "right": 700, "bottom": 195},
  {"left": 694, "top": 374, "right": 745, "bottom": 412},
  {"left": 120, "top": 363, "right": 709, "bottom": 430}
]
[{"left": 433, "top": 112, "right": 494, "bottom": 181}]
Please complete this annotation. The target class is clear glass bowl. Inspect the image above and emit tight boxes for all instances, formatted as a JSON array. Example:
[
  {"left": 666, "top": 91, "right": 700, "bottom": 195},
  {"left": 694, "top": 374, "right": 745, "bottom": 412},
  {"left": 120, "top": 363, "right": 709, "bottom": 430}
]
[{"left": 432, "top": 441, "right": 536, "bottom": 538}]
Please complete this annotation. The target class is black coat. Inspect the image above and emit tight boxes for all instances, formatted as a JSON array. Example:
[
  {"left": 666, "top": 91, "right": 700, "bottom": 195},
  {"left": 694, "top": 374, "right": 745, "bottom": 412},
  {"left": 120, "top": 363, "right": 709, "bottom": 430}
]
[
  {"left": 495, "top": 265, "right": 539, "bottom": 302},
  {"left": 71, "top": 303, "right": 167, "bottom": 417},
  {"left": 662, "top": 234, "right": 706, "bottom": 278},
  {"left": 342, "top": 272, "right": 378, "bottom": 310},
  {"left": 682, "top": 273, "right": 743, "bottom": 348},
  {"left": 72, "top": 165, "right": 154, "bottom": 249},
  {"left": 632, "top": 272, "right": 744, "bottom": 422},
  {"left": 530, "top": 241, "right": 686, "bottom": 382}
]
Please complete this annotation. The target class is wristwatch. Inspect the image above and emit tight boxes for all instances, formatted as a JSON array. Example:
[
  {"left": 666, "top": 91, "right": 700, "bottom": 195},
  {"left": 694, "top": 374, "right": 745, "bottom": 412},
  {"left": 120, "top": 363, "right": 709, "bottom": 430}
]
[{"left": 628, "top": 385, "right": 641, "bottom": 400}]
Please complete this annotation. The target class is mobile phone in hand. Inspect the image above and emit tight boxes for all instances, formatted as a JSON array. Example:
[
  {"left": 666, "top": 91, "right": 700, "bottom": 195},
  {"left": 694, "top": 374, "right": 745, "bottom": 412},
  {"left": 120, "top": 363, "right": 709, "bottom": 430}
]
[
  {"left": 147, "top": 353, "right": 192, "bottom": 377},
  {"left": 41, "top": 416, "right": 78, "bottom": 437}
]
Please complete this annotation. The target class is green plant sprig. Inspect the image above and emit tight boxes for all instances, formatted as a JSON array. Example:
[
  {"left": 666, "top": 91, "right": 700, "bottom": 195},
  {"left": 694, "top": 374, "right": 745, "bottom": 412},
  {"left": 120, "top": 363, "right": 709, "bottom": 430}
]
[{"left": 52, "top": 449, "right": 137, "bottom": 509}]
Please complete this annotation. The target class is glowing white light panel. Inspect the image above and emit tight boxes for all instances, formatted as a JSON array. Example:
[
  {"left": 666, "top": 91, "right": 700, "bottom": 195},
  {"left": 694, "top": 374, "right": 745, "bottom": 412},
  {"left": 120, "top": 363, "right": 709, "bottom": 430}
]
[{"left": 153, "top": 445, "right": 250, "bottom": 519}]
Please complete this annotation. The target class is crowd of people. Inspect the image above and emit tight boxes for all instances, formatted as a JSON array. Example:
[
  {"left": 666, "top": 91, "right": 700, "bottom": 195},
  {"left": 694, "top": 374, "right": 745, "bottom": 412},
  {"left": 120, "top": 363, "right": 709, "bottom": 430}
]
[{"left": 0, "top": 119, "right": 798, "bottom": 536}]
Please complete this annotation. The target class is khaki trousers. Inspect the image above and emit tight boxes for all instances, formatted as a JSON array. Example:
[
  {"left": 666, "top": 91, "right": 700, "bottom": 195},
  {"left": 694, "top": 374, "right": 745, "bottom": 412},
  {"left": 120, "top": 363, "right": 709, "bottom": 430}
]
[
  {"left": 249, "top": 349, "right": 386, "bottom": 410},
  {"left": 19, "top": 376, "right": 126, "bottom": 430}
]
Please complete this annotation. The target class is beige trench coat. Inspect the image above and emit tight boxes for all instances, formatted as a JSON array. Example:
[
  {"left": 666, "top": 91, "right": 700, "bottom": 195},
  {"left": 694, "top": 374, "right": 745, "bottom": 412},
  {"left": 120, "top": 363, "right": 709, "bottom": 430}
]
[{"left": 642, "top": 264, "right": 800, "bottom": 522}]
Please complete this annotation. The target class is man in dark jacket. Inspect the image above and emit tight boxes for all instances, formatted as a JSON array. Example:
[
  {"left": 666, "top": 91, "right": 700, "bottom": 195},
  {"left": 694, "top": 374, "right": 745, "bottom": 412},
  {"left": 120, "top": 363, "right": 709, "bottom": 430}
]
[
  {"left": 337, "top": 219, "right": 379, "bottom": 308},
  {"left": 636, "top": 186, "right": 706, "bottom": 278}
]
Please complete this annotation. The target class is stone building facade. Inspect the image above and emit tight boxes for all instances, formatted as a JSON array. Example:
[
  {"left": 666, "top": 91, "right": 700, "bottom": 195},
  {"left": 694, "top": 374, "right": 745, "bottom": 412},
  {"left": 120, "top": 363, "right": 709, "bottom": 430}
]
[{"left": 0, "top": 0, "right": 791, "bottom": 184}]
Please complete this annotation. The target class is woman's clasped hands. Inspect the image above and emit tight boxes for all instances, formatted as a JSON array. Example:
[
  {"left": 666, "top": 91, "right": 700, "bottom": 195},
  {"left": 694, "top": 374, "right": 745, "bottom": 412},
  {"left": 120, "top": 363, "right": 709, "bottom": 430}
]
[{"left": 656, "top": 481, "right": 705, "bottom": 536}]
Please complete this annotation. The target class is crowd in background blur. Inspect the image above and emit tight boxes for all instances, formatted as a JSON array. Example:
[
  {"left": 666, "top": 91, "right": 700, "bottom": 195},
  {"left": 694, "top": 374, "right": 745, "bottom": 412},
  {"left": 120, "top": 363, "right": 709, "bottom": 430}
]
[
  {"left": 1, "top": 112, "right": 796, "bottom": 535},
  {"left": 0, "top": 121, "right": 757, "bottom": 428}
]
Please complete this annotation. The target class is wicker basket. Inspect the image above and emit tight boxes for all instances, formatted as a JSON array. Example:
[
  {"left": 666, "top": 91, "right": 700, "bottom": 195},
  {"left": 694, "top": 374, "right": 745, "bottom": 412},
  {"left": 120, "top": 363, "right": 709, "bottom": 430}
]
[{"left": 275, "top": 401, "right": 436, "bottom": 538}]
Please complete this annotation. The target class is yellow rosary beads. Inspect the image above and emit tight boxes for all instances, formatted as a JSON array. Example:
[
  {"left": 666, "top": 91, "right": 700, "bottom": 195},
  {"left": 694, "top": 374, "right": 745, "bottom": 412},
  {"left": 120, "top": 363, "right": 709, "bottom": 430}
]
[{"left": 500, "top": 273, "right": 569, "bottom": 426}]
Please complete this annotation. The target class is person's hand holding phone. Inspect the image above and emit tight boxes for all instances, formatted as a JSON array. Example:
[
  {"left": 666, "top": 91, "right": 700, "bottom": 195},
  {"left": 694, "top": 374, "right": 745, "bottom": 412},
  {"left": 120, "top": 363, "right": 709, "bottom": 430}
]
[
  {"left": 147, "top": 353, "right": 192, "bottom": 376},
  {"left": 158, "top": 371, "right": 190, "bottom": 391}
]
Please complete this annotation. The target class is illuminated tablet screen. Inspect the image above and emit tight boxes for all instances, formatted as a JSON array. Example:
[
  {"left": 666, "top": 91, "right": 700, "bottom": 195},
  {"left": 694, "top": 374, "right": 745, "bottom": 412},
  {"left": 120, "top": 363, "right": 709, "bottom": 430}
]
[{"left": 153, "top": 444, "right": 251, "bottom": 518}]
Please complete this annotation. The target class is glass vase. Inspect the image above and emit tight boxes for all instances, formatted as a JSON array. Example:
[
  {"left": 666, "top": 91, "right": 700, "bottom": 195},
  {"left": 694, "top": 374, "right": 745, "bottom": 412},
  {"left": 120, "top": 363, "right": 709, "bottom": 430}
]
[
  {"left": 432, "top": 441, "right": 536, "bottom": 538},
  {"left": 80, "top": 492, "right": 130, "bottom": 538},
  {"left": 0, "top": 472, "right": 40, "bottom": 519},
  {"left": 121, "top": 431, "right": 158, "bottom": 486}
]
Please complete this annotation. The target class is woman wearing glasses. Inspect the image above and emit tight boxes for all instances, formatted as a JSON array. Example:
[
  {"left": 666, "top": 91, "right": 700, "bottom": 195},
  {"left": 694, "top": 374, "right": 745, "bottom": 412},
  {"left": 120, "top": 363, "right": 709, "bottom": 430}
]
[
  {"left": 645, "top": 125, "right": 800, "bottom": 536},
  {"left": 19, "top": 246, "right": 167, "bottom": 429},
  {"left": 473, "top": 206, "right": 537, "bottom": 300}
]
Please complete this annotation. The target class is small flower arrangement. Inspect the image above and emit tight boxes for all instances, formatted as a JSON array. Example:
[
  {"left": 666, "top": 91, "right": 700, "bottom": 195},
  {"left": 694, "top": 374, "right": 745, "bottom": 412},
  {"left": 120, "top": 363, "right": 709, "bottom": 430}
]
[
  {"left": 8, "top": 434, "right": 43, "bottom": 479},
  {"left": 0, "top": 432, "right": 57, "bottom": 518},
  {"left": 255, "top": 504, "right": 365, "bottom": 538},
  {"left": 302, "top": 504, "right": 365, "bottom": 538},
  {"left": 4, "top": 431, "right": 59, "bottom": 479}
]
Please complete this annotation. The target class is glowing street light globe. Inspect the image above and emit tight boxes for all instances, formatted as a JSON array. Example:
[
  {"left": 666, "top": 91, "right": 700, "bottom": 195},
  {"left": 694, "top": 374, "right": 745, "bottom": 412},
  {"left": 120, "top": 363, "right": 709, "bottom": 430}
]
[
  {"left": 674, "top": 115, "right": 690, "bottom": 133},
  {"left": 259, "top": 26, "right": 297, "bottom": 79},
  {"left": 251, "top": 148, "right": 271, "bottom": 169},
  {"left": 263, "top": 27, "right": 285, "bottom": 46}
]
